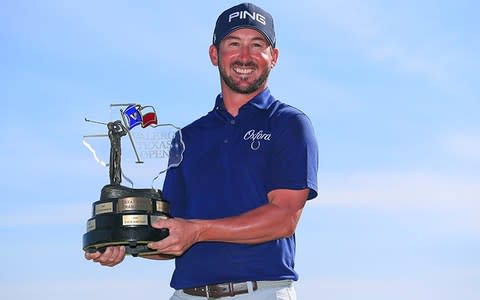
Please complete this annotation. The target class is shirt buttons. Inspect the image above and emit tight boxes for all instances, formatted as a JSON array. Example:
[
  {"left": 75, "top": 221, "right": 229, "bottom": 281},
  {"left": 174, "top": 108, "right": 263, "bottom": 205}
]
[
  {"left": 224, "top": 139, "right": 229, "bottom": 143},
  {"left": 230, "top": 119, "right": 236, "bottom": 125}
]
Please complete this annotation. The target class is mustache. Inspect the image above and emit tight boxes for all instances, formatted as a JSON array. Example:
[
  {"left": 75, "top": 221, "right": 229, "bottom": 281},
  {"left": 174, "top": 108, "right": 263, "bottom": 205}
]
[{"left": 231, "top": 61, "right": 257, "bottom": 68}]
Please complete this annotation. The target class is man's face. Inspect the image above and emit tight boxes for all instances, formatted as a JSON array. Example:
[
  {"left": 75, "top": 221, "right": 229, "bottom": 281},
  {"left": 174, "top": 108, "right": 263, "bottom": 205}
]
[{"left": 212, "top": 28, "right": 278, "bottom": 94}]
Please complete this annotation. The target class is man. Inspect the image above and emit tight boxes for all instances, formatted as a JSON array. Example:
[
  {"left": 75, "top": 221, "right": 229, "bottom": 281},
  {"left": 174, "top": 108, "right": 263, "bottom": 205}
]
[{"left": 86, "top": 3, "right": 318, "bottom": 299}]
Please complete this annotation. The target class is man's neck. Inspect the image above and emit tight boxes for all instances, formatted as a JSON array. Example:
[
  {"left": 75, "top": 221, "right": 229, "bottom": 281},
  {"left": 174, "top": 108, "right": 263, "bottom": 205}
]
[{"left": 221, "top": 85, "right": 267, "bottom": 117}]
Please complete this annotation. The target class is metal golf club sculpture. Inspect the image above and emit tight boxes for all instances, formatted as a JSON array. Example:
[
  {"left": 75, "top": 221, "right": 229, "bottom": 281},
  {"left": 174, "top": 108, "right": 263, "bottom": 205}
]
[{"left": 82, "top": 104, "right": 183, "bottom": 257}]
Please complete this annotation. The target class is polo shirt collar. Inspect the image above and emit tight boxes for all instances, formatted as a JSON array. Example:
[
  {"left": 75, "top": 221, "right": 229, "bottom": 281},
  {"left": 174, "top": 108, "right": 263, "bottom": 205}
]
[{"left": 214, "top": 88, "right": 275, "bottom": 111}]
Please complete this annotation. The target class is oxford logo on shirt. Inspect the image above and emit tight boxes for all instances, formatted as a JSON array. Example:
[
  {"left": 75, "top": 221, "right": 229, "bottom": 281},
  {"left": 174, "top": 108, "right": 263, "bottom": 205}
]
[{"left": 243, "top": 129, "right": 271, "bottom": 150}]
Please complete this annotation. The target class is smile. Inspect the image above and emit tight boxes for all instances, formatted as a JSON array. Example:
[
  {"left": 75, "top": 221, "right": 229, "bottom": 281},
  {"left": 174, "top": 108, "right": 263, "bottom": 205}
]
[{"left": 233, "top": 66, "right": 255, "bottom": 75}]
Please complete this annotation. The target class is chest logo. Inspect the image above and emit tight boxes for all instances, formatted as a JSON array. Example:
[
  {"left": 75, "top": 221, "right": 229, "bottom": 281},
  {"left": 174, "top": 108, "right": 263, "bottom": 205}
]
[{"left": 243, "top": 129, "right": 271, "bottom": 150}]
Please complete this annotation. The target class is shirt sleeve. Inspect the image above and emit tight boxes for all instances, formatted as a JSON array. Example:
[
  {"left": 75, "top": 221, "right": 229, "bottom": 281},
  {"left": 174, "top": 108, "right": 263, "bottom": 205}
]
[{"left": 266, "top": 112, "right": 318, "bottom": 200}]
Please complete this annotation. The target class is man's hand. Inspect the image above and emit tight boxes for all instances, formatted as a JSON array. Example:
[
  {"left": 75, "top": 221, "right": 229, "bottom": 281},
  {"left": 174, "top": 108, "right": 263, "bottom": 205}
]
[
  {"left": 147, "top": 188, "right": 309, "bottom": 255},
  {"left": 147, "top": 218, "right": 202, "bottom": 257},
  {"left": 84, "top": 246, "right": 126, "bottom": 267}
]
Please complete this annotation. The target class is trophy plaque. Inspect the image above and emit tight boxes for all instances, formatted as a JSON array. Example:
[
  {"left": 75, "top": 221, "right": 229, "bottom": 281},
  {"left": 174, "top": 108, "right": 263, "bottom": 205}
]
[{"left": 82, "top": 104, "right": 184, "bottom": 257}]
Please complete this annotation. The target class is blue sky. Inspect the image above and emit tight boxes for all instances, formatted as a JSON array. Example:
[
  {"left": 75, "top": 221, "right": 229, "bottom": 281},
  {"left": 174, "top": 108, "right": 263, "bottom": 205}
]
[{"left": 1, "top": 1, "right": 479, "bottom": 299}]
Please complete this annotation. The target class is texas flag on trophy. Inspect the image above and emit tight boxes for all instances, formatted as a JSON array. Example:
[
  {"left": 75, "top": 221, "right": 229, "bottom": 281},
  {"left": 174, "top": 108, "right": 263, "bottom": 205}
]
[{"left": 123, "top": 104, "right": 158, "bottom": 129}]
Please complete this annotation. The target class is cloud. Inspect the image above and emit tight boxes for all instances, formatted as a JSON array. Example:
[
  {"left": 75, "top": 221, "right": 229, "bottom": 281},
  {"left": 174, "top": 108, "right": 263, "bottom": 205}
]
[
  {"left": 297, "top": 267, "right": 480, "bottom": 300},
  {"left": 315, "top": 170, "right": 480, "bottom": 230},
  {"left": 317, "top": 171, "right": 479, "bottom": 211},
  {"left": 1, "top": 278, "right": 173, "bottom": 300},
  {"left": 4, "top": 269, "right": 479, "bottom": 300},
  {"left": 1, "top": 125, "right": 101, "bottom": 184},
  {"left": 443, "top": 132, "right": 480, "bottom": 162},
  {"left": 278, "top": 1, "right": 477, "bottom": 95},
  {"left": 1, "top": 202, "right": 89, "bottom": 227}
]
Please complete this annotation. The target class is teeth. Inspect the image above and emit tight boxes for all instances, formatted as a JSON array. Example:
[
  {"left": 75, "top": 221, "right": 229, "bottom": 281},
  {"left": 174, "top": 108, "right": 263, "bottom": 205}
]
[{"left": 234, "top": 67, "right": 254, "bottom": 74}]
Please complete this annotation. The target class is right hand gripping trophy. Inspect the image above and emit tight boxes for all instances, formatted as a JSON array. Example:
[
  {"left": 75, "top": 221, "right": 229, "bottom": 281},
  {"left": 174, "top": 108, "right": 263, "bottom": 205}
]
[{"left": 82, "top": 104, "right": 183, "bottom": 257}]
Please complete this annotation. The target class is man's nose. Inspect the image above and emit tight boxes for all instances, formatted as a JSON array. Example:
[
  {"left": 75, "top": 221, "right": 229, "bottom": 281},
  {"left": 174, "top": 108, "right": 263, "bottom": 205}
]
[{"left": 238, "top": 45, "right": 251, "bottom": 61}]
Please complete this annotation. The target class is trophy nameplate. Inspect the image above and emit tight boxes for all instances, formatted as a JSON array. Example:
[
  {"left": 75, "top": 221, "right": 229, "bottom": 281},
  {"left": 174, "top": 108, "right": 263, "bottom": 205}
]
[{"left": 82, "top": 104, "right": 184, "bottom": 257}]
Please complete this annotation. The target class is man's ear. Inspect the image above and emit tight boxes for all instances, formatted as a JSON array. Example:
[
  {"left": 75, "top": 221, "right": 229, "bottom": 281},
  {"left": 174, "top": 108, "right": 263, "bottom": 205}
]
[
  {"left": 209, "top": 44, "right": 219, "bottom": 66},
  {"left": 271, "top": 47, "right": 279, "bottom": 69}
]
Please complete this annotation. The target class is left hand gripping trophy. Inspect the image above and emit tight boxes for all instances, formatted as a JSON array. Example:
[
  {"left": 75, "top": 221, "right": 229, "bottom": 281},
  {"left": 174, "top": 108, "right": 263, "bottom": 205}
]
[{"left": 82, "top": 103, "right": 184, "bottom": 257}]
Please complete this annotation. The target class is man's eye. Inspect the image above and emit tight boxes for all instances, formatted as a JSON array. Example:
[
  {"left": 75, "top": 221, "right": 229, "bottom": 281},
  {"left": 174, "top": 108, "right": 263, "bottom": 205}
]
[{"left": 252, "top": 42, "right": 267, "bottom": 49}]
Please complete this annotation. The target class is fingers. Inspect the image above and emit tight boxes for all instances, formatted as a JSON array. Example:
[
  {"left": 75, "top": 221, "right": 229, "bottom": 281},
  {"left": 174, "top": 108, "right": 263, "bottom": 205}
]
[
  {"left": 151, "top": 218, "right": 169, "bottom": 229},
  {"left": 147, "top": 219, "right": 178, "bottom": 255},
  {"left": 84, "top": 246, "right": 126, "bottom": 267},
  {"left": 84, "top": 250, "right": 102, "bottom": 261},
  {"left": 147, "top": 218, "right": 197, "bottom": 256}
]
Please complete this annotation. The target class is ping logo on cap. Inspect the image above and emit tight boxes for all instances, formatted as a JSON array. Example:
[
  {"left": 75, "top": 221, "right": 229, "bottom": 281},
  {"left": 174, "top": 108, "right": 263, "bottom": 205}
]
[
  {"left": 228, "top": 10, "right": 266, "bottom": 25},
  {"left": 213, "top": 3, "right": 276, "bottom": 47}
]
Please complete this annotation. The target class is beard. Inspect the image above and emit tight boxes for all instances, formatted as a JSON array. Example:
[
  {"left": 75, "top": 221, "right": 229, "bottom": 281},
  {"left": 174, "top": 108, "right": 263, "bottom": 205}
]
[{"left": 218, "top": 59, "right": 271, "bottom": 94}]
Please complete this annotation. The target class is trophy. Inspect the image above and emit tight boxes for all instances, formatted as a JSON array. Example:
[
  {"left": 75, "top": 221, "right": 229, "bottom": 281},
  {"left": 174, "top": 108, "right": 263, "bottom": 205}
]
[{"left": 82, "top": 103, "right": 184, "bottom": 257}]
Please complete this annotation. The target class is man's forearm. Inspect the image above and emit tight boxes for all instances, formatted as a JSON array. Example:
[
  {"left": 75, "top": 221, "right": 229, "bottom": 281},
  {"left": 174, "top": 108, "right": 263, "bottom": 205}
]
[
  {"left": 193, "top": 202, "right": 303, "bottom": 244},
  {"left": 148, "top": 188, "right": 309, "bottom": 256}
]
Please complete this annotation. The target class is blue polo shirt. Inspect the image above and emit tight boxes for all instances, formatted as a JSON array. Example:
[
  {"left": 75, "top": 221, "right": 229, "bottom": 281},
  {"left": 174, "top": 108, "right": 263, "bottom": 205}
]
[{"left": 163, "top": 88, "right": 318, "bottom": 289}]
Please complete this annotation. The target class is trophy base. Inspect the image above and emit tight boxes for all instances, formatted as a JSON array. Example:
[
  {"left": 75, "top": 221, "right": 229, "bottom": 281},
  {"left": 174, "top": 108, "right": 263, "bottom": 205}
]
[
  {"left": 83, "top": 184, "right": 170, "bottom": 257},
  {"left": 83, "top": 226, "right": 169, "bottom": 256}
]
